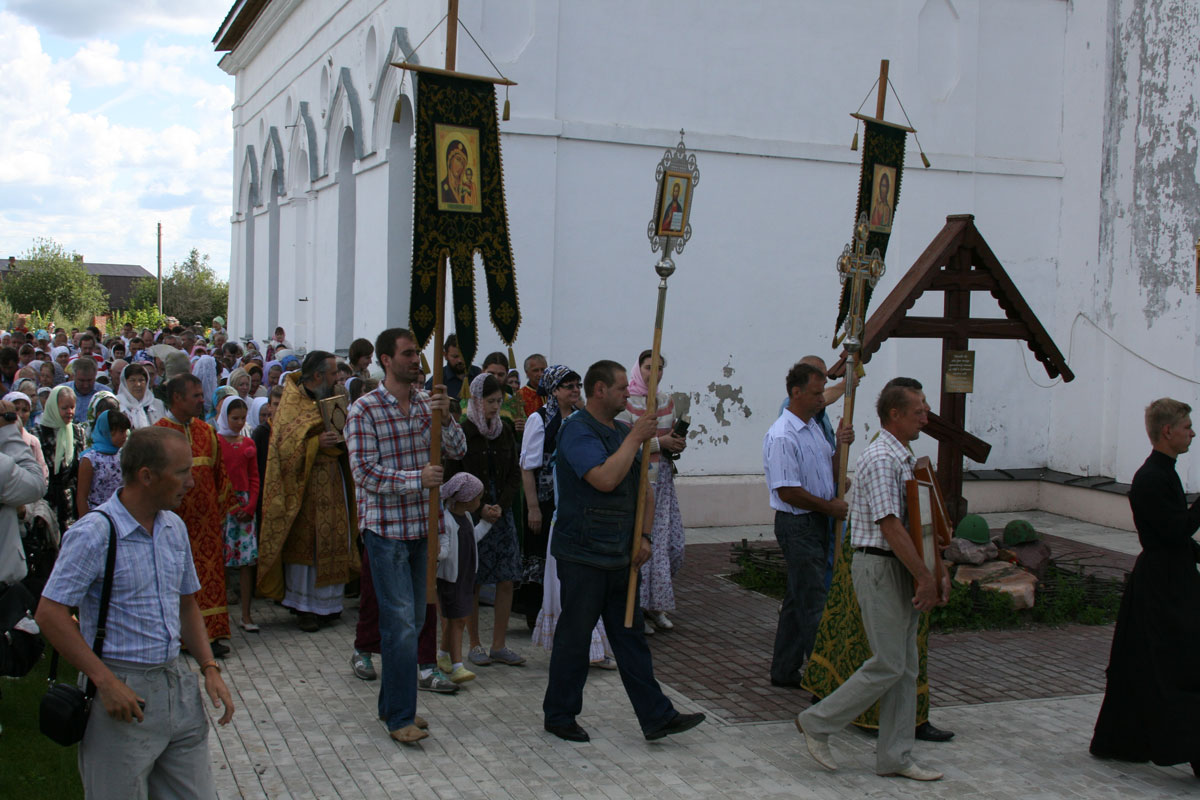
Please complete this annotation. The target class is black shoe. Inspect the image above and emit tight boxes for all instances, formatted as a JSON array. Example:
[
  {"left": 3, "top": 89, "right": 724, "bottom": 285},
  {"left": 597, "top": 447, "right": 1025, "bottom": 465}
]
[
  {"left": 770, "top": 677, "right": 804, "bottom": 688},
  {"left": 544, "top": 721, "right": 590, "bottom": 742},
  {"left": 915, "top": 721, "right": 955, "bottom": 742},
  {"left": 210, "top": 640, "right": 230, "bottom": 658},
  {"left": 298, "top": 612, "right": 320, "bottom": 633},
  {"left": 644, "top": 712, "right": 706, "bottom": 741}
]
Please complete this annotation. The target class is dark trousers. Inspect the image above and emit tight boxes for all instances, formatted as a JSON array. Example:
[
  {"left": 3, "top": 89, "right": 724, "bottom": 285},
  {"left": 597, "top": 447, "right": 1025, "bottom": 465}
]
[
  {"left": 771, "top": 510, "right": 830, "bottom": 683},
  {"left": 354, "top": 543, "right": 379, "bottom": 653},
  {"left": 543, "top": 558, "right": 675, "bottom": 733},
  {"left": 417, "top": 604, "right": 438, "bottom": 665}
]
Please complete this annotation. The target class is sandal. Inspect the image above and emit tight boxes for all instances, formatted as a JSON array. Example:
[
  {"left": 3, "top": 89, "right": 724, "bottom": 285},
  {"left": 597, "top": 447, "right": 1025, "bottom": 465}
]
[{"left": 240, "top": 621, "right": 260, "bottom": 633}]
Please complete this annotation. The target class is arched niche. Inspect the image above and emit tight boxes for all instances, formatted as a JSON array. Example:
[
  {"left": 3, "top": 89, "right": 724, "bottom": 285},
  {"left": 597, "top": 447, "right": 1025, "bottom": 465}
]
[
  {"left": 386, "top": 94, "right": 415, "bottom": 327},
  {"left": 371, "top": 27, "right": 419, "bottom": 160},
  {"left": 239, "top": 145, "right": 259, "bottom": 338},
  {"left": 335, "top": 129, "right": 357, "bottom": 352},
  {"left": 324, "top": 67, "right": 365, "bottom": 174},
  {"left": 287, "top": 101, "right": 319, "bottom": 193}
]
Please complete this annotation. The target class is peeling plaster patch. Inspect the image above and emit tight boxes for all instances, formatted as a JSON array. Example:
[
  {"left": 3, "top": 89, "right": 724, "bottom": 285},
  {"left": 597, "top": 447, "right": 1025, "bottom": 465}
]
[
  {"left": 670, "top": 391, "right": 691, "bottom": 419},
  {"left": 707, "top": 382, "right": 751, "bottom": 427},
  {"left": 722, "top": 360, "right": 734, "bottom": 379},
  {"left": 1103, "top": 0, "right": 1200, "bottom": 327}
]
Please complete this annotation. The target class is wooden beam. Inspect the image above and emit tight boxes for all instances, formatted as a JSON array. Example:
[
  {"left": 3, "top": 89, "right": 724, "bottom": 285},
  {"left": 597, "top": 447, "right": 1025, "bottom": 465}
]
[
  {"left": 876, "top": 59, "right": 889, "bottom": 120},
  {"left": 392, "top": 62, "right": 518, "bottom": 86},
  {"left": 927, "top": 270, "right": 997, "bottom": 292},
  {"left": 890, "top": 317, "right": 1029, "bottom": 339},
  {"left": 924, "top": 411, "right": 991, "bottom": 463}
]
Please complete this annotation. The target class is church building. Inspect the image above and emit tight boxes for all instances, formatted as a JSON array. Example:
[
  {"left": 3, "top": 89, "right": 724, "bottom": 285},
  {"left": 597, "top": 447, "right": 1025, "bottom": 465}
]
[{"left": 214, "top": 1, "right": 1200, "bottom": 521}]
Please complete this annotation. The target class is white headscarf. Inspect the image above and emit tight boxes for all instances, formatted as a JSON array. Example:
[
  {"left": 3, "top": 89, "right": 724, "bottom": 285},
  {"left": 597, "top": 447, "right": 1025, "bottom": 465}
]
[
  {"left": 191, "top": 355, "right": 219, "bottom": 415},
  {"left": 116, "top": 363, "right": 165, "bottom": 428},
  {"left": 215, "top": 394, "right": 245, "bottom": 437},
  {"left": 245, "top": 396, "right": 268, "bottom": 431}
]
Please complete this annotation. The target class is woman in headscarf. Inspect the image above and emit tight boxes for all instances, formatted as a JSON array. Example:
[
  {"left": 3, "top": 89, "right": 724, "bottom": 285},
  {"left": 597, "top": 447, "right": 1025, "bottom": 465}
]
[
  {"left": 445, "top": 373, "right": 525, "bottom": 667},
  {"left": 264, "top": 360, "right": 283, "bottom": 389},
  {"left": 32, "top": 360, "right": 53, "bottom": 389},
  {"left": 38, "top": 385, "right": 86, "bottom": 532},
  {"left": 192, "top": 353, "right": 220, "bottom": 416},
  {"left": 13, "top": 376, "right": 41, "bottom": 430},
  {"left": 208, "top": 385, "right": 237, "bottom": 423},
  {"left": 75, "top": 408, "right": 130, "bottom": 517},
  {"left": 85, "top": 390, "right": 120, "bottom": 448},
  {"left": 51, "top": 346, "right": 70, "bottom": 372},
  {"left": 618, "top": 350, "right": 688, "bottom": 634},
  {"left": 227, "top": 366, "right": 251, "bottom": 401},
  {"left": 116, "top": 362, "right": 165, "bottom": 428},
  {"left": 3, "top": 390, "right": 47, "bottom": 479},
  {"left": 525, "top": 366, "right": 615, "bottom": 668}
]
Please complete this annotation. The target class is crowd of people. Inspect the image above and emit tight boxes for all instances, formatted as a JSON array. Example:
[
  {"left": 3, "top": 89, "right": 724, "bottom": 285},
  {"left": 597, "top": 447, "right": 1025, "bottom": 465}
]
[
  {"left": 11, "top": 316, "right": 1198, "bottom": 793},
  {"left": 9, "top": 319, "right": 700, "bottom": 790}
]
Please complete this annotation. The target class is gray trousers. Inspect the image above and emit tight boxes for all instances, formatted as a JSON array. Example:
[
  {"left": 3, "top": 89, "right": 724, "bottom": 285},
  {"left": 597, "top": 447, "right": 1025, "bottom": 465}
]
[
  {"left": 771, "top": 510, "right": 830, "bottom": 683},
  {"left": 79, "top": 656, "right": 215, "bottom": 800},
  {"left": 798, "top": 553, "right": 920, "bottom": 774}
]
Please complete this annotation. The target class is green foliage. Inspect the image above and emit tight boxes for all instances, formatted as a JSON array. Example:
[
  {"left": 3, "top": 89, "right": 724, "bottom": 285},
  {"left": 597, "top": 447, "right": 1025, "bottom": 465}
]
[
  {"left": 152, "top": 249, "right": 228, "bottom": 325},
  {"left": 2, "top": 238, "right": 108, "bottom": 319},
  {"left": 110, "top": 306, "right": 168, "bottom": 332},
  {"left": 729, "top": 556, "right": 787, "bottom": 599}
]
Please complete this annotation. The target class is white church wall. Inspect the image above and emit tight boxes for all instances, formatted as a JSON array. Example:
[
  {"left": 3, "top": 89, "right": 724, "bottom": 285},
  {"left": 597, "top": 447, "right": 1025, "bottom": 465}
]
[{"left": 219, "top": 0, "right": 1188, "bottom": 490}]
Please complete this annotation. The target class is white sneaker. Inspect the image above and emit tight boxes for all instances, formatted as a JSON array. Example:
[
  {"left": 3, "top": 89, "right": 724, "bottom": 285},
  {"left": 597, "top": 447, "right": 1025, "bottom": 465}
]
[
  {"left": 647, "top": 611, "right": 674, "bottom": 630},
  {"left": 882, "top": 763, "right": 943, "bottom": 781},
  {"left": 795, "top": 715, "right": 837, "bottom": 771},
  {"left": 643, "top": 621, "right": 655, "bottom": 636}
]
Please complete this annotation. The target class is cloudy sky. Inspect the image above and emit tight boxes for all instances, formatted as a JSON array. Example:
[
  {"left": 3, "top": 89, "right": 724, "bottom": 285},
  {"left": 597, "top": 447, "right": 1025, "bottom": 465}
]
[{"left": 0, "top": 0, "right": 236, "bottom": 278}]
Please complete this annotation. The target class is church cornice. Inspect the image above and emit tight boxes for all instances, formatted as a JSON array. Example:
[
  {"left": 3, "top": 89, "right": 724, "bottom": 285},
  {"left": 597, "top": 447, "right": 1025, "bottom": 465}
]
[{"left": 215, "top": 0, "right": 305, "bottom": 75}]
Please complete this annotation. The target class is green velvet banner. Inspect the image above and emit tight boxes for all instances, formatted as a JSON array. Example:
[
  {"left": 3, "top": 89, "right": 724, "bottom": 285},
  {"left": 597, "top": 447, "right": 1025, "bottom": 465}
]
[
  {"left": 409, "top": 71, "right": 519, "bottom": 367},
  {"left": 834, "top": 119, "right": 907, "bottom": 341}
]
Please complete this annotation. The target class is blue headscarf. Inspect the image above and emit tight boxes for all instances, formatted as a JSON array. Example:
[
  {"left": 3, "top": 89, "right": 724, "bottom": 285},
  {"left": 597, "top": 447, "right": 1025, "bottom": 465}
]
[
  {"left": 208, "top": 385, "right": 237, "bottom": 421},
  {"left": 88, "top": 409, "right": 120, "bottom": 455},
  {"left": 279, "top": 354, "right": 300, "bottom": 372}
]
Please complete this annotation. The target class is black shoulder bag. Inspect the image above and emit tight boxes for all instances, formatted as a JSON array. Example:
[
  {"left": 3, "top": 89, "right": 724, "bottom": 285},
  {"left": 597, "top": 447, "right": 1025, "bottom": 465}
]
[{"left": 39, "top": 511, "right": 117, "bottom": 746}]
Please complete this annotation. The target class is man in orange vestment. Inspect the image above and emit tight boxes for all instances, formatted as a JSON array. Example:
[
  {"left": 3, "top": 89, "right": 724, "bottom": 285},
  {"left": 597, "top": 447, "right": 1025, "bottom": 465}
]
[{"left": 157, "top": 373, "right": 234, "bottom": 654}]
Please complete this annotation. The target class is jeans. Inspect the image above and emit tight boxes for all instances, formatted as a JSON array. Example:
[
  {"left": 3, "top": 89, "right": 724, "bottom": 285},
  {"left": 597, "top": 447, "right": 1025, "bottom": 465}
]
[
  {"left": 543, "top": 559, "right": 675, "bottom": 733},
  {"left": 798, "top": 553, "right": 921, "bottom": 773},
  {"left": 771, "top": 510, "right": 830, "bottom": 683},
  {"left": 363, "top": 530, "right": 426, "bottom": 731}
]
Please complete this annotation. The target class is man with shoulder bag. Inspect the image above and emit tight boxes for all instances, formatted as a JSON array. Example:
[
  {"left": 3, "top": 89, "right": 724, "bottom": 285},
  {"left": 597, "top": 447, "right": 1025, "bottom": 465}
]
[{"left": 36, "top": 426, "right": 234, "bottom": 799}]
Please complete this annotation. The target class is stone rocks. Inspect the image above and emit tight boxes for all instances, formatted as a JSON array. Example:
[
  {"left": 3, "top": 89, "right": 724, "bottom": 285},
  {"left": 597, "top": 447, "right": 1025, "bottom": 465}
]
[
  {"left": 952, "top": 561, "right": 1039, "bottom": 610},
  {"left": 944, "top": 538, "right": 999, "bottom": 565}
]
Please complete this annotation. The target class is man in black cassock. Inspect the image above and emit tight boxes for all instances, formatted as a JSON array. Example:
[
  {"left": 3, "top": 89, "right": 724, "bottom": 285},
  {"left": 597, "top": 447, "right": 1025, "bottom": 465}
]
[{"left": 1091, "top": 397, "right": 1200, "bottom": 777}]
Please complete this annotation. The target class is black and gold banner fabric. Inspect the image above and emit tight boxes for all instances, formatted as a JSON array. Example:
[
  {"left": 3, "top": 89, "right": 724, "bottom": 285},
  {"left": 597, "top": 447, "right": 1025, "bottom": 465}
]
[
  {"left": 409, "top": 71, "right": 519, "bottom": 367},
  {"left": 834, "top": 119, "right": 907, "bottom": 339}
]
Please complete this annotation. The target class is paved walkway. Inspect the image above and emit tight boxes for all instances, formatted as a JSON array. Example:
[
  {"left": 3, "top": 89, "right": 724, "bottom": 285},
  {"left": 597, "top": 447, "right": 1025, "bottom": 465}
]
[{"left": 201, "top": 519, "right": 1194, "bottom": 799}]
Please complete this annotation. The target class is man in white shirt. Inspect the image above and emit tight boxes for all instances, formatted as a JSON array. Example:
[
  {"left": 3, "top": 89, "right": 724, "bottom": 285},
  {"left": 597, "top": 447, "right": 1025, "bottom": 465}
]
[{"left": 762, "top": 361, "right": 849, "bottom": 687}]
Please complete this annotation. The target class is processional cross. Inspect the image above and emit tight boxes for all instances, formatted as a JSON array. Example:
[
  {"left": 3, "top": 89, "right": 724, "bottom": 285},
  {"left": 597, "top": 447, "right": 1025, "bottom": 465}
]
[{"left": 833, "top": 213, "right": 885, "bottom": 506}]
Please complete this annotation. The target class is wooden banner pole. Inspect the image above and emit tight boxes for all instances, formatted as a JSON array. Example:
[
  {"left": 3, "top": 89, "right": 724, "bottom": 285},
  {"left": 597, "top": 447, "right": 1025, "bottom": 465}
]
[
  {"left": 426, "top": 0, "right": 460, "bottom": 603},
  {"left": 625, "top": 270, "right": 669, "bottom": 627}
]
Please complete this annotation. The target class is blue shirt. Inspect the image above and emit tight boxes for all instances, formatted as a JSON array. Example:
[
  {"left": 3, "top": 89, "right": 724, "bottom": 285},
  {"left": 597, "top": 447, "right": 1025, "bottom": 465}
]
[
  {"left": 41, "top": 492, "right": 201, "bottom": 665},
  {"left": 65, "top": 381, "right": 97, "bottom": 424},
  {"left": 763, "top": 409, "right": 836, "bottom": 515}
]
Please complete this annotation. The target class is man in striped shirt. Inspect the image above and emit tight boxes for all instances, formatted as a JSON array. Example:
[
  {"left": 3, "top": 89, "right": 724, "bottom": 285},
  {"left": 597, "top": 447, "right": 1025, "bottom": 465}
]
[{"left": 345, "top": 328, "right": 465, "bottom": 744}]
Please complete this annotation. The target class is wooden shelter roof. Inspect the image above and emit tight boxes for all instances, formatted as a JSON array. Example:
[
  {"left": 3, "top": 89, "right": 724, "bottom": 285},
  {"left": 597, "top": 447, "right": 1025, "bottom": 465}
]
[{"left": 830, "top": 214, "right": 1074, "bottom": 382}]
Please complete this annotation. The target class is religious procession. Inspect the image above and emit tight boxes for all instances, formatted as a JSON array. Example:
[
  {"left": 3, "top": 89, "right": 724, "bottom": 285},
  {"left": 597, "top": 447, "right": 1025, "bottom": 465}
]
[{"left": 2, "top": 1, "right": 1199, "bottom": 798}]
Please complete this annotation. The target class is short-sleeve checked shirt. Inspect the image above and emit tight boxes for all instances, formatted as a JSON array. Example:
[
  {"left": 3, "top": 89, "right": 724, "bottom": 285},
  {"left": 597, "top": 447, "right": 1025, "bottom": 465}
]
[
  {"left": 345, "top": 382, "right": 466, "bottom": 540},
  {"left": 40, "top": 493, "right": 201, "bottom": 665},
  {"left": 849, "top": 429, "right": 916, "bottom": 550}
]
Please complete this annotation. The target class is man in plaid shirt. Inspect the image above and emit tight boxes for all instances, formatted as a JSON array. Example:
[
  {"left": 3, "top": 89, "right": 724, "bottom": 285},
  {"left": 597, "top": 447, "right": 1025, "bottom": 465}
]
[
  {"left": 796, "top": 381, "right": 950, "bottom": 782},
  {"left": 345, "top": 328, "right": 465, "bottom": 744}
]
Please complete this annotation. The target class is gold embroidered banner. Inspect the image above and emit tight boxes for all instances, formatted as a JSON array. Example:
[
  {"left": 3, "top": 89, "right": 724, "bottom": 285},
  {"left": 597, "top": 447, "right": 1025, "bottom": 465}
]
[{"left": 409, "top": 71, "right": 519, "bottom": 366}]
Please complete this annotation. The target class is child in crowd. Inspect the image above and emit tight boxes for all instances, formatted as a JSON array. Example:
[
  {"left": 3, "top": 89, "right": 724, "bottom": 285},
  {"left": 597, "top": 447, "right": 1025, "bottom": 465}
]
[
  {"left": 216, "top": 396, "right": 260, "bottom": 632},
  {"left": 75, "top": 409, "right": 131, "bottom": 515},
  {"left": 436, "top": 472, "right": 501, "bottom": 684},
  {"left": 252, "top": 385, "right": 283, "bottom": 529}
]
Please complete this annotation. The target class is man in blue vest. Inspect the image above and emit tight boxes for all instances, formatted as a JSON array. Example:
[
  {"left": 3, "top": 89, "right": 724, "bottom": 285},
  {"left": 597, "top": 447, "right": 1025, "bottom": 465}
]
[{"left": 542, "top": 359, "right": 705, "bottom": 743}]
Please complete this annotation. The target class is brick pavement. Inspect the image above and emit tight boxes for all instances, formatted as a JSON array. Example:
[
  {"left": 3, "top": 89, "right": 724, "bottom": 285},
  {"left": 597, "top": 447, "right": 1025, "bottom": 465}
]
[
  {"left": 650, "top": 542, "right": 1117, "bottom": 723},
  {"left": 194, "top": 534, "right": 1196, "bottom": 799}
]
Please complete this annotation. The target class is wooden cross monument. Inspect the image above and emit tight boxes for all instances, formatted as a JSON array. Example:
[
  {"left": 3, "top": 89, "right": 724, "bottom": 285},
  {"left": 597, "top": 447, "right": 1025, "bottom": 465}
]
[{"left": 831, "top": 214, "right": 1074, "bottom": 523}]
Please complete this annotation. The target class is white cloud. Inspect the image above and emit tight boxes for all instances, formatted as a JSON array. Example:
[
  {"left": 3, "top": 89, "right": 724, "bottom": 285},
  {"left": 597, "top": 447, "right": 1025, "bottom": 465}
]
[
  {"left": 0, "top": 12, "right": 234, "bottom": 277},
  {"left": 5, "top": 0, "right": 232, "bottom": 39}
]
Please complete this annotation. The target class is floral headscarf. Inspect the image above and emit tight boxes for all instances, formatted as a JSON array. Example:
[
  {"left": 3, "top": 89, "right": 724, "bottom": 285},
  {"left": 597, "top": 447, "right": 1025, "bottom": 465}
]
[
  {"left": 538, "top": 365, "right": 579, "bottom": 421},
  {"left": 86, "top": 390, "right": 118, "bottom": 448},
  {"left": 466, "top": 372, "right": 503, "bottom": 440},
  {"left": 442, "top": 471, "right": 484, "bottom": 507}
]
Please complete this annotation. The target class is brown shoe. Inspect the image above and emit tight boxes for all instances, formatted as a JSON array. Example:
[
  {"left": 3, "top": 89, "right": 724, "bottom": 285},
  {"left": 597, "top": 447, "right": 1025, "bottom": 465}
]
[
  {"left": 414, "top": 715, "right": 429, "bottom": 730},
  {"left": 389, "top": 725, "right": 429, "bottom": 744}
]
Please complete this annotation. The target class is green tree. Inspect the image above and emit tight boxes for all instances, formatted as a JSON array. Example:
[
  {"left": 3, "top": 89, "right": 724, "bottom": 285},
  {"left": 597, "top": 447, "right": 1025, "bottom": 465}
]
[
  {"left": 131, "top": 249, "right": 229, "bottom": 325},
  {"left": 2, "top": 238, "right": 109, "bottom": 318}
]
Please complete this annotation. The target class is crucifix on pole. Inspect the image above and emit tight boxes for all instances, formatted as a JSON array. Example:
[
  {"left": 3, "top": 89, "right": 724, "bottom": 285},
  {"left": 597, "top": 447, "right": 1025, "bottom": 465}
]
[{"left": 834, "top": 214, "right": 885, "bottom": 507}]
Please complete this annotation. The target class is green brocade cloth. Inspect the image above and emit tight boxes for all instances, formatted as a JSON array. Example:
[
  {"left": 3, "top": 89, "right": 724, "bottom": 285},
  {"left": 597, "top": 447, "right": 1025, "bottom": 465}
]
[{"left": 800, "top": 526, "right": 931, "bottom": 729}]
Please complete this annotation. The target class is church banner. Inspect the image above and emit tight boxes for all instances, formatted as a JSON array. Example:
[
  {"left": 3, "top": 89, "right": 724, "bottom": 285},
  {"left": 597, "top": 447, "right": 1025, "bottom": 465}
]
[
  {"left": 834, "top": 119, "right": 907, "bottom": 343},
  {"left": 409, "top": 71, "right": 519, "bottom": 367}
]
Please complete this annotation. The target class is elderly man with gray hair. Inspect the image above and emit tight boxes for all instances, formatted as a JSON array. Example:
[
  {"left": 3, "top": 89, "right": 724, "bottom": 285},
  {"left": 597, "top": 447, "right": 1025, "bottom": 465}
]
[{"left": 257, "top": 350, "right": 360, "bottom": 633}]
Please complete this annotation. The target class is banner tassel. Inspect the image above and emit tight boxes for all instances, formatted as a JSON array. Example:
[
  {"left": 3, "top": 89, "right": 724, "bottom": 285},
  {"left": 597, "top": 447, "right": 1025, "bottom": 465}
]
[
  {"left": 850, "top": 127, "right": 859, "bottom": 151},
  {"left": 420, "top": 352, "right": 430, "bottom": 375},
  {"left": 502, "top": 86, "right": 511, "bottom": 121},
  {"left": 507, "top": 345, "right": 516, "bottom": 371}
]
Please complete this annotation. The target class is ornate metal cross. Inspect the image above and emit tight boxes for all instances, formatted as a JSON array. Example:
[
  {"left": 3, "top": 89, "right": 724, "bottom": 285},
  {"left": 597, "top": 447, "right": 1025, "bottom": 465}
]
[{"left": 837, "top": 212, "right": 886, "bottom": 352}]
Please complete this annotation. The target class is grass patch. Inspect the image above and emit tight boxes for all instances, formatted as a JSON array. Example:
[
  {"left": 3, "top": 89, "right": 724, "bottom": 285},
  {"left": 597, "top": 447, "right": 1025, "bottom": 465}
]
[
  {"left": 0, "top": 655, "right": 83, "bottom": 799},
  {"left": 729, "top": 545, "right": 1125, "bottom": 633}
]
